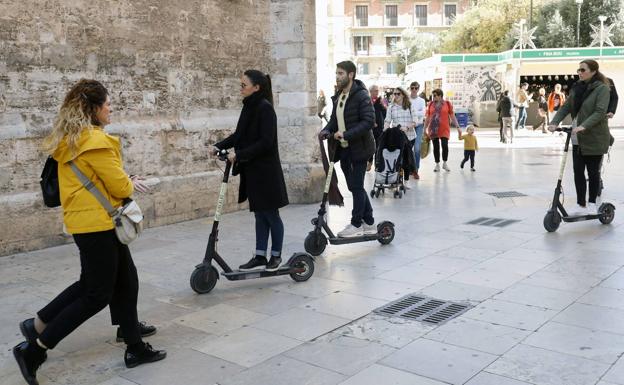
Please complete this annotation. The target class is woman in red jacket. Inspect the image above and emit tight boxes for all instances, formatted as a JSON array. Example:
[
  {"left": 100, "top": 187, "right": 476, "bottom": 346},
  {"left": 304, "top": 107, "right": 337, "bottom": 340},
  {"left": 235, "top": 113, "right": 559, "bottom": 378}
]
[{"left": 425, "top": 89, "right": 460, "bottom": 172}]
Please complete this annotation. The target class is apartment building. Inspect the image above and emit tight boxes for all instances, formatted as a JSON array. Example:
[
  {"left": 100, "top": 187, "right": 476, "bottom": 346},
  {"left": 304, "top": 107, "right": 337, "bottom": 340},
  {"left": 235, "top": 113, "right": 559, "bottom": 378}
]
[{"left": 343, "top": 0, "right": 471, "bottom": 87}]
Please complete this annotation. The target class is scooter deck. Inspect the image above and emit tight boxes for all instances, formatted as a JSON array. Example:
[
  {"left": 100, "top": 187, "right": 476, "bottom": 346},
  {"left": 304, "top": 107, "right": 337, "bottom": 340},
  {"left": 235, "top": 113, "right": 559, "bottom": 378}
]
[
  {"left": 562, "top": 213, "right": 602, "bottom": 222},
  {"left": 221, "top": 266, "right": 299, "bottom": 280},
  {"left": 328, "top": 234, "right": 379, "bottom": 244}
]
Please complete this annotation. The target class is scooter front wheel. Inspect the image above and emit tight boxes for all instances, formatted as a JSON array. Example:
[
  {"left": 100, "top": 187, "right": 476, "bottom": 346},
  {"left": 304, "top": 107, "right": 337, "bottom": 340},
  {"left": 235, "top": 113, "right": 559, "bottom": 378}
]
[
  {"left": 304, "top": 231, "right": 327, "bottom": 256},
  {"left": 377, "top": 221, "right": 395, "bottom": 245},
  {"left": 289, "top": 253, "right": 315, "bottom": 282},
  {"left": 190, "top": 264, "right": 219, "bottom": 294},
  {"left": 599, "top": 203, "right": 615, "bottom": 224},
  {"left": 543, "top": 210, "right": 561, "bottom": 232}
]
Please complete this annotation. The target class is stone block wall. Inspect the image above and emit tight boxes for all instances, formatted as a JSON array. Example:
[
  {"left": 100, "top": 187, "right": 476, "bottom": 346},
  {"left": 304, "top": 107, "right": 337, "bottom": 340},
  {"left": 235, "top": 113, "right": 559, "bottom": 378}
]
[{"left": 0, "top": 0, "right": 323, "bottom": 256}]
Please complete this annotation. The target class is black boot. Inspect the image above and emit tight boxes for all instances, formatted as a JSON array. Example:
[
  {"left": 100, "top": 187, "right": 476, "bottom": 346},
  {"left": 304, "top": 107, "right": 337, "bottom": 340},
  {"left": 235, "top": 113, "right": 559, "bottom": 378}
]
[
  {"left": 239, "top": 255, "right": 268, "bottom": 271},
  {"left": 266, "top": 254, "right": 282, "bottom": 272},
  {"left": 13, "top": 341, "right": 47, "bottom": 385},
  {"left": 116, "top": 321, "right": 157, "bottom": 342},
  {"left": 20, "top": 318, "right": 39, "bottom": 344},
  {"left": 124, "top": 342, "right": 167, "bottom": 368}
]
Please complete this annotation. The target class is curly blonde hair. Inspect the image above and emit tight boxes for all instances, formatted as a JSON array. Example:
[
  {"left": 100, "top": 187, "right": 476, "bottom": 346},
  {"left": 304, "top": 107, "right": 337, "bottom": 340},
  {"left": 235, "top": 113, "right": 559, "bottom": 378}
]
[{"left": 42, "top": 79, "right": 109, "bottom": 155}]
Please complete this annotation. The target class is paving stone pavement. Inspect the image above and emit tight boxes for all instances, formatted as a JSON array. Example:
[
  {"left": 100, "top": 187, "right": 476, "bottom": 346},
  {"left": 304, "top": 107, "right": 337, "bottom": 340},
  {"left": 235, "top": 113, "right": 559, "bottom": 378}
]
[{"left": 2, "top": 129, "right": 624, "bottom": 385}]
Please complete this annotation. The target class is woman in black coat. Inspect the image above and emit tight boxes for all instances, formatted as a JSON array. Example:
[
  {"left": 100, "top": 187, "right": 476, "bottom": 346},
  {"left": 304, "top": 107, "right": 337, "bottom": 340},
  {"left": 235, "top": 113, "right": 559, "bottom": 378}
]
[{"left": 214, "top": 70, "right": 289, "bottom": 271}]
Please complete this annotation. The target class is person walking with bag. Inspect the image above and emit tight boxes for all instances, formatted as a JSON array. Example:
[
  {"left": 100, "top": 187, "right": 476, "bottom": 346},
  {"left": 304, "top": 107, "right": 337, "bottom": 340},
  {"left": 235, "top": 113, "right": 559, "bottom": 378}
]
[
  {"left": 424, "top": 89, "right": 460, "bottom": 172},
  {"left": 214, "top": 70, "right": 289, "bottom": 271},
  {"left": 14, "top": 79, "right": 166, "bottom": 385},
  {"left": 548, "top": 59, "right": 612, "bottom": 214},
  {"left": 384, "top": 86, "right": 416, "bottom": 187}
]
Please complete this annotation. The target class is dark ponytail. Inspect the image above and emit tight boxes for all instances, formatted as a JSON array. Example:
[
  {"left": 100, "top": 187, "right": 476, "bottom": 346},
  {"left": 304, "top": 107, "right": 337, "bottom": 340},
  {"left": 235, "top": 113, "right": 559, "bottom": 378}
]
[
  {"left": 580, "top": 59, "right": 609, "bottom": 85},
  {"left": 244, "top": 69, "right": 274, "bottom": 106}
]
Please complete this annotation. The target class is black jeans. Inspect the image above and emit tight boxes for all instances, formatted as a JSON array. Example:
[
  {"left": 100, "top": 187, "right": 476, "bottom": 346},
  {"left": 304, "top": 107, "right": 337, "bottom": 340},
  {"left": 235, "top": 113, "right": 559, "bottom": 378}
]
[
  {"left": 37, "top": 230, "right": 141, "bottom": 349},
  {"left": 339, "top": 147, "right": 374, "bottom": 227},
  {"left": 461, "top": 150, "right": 475, "bottom": 168},
  {"left": 432, "top": 138, "right": 449, "bottom": 163},
  {"left": 254, "top": 209, "right": 284, "bottom": 257},
  {"left": 572, "top": 145, "right": 603, "bottom": 206}
]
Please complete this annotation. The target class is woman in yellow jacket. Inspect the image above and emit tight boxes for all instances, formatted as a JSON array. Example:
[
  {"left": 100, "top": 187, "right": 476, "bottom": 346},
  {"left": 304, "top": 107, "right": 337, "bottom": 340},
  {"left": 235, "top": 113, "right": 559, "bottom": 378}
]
[{"left": 13, "top": 80, "right": 165, "bottom": 385}]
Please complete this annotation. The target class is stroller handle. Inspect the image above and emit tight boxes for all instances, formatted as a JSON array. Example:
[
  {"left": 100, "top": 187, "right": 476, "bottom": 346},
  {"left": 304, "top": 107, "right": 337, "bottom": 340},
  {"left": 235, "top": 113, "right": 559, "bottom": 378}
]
[{"left": 553, "top": 125, "right": 572, "bottom": 133}]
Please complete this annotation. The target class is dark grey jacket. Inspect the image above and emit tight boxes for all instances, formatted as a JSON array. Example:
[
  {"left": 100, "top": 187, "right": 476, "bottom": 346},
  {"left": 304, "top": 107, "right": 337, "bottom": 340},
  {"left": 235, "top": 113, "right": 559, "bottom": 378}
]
[{"left": 321, "top": 79, "right": 376, "bottom": 162}]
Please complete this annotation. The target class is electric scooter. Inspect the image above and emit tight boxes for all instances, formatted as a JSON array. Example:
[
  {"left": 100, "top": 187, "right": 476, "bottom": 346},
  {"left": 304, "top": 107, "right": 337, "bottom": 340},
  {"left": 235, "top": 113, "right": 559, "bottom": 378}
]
[
  {"left": 303, "top": 144, "right": 395, "bottom": 256},
  {"left": 190, "top": 149, "right": 315, "bottom": 294},
  {"left": 543, "top": 126, "right": 615, "bottom": 232}
]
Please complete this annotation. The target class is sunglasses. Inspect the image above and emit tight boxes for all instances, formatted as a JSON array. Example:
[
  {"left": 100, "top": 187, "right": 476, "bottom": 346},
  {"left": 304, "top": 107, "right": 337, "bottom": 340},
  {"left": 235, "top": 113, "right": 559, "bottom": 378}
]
[
  {"left": 410, "top": 86, "right": 419, "bottom": 90},
  {"left": 339, "top": 94, "right": 346, "bottom": 108},
  {"left": 577, "top": 68, "right": 587, "bottom": 73},
  {"left": 393, "top": 92, "right": 402, "bottom": 96}
]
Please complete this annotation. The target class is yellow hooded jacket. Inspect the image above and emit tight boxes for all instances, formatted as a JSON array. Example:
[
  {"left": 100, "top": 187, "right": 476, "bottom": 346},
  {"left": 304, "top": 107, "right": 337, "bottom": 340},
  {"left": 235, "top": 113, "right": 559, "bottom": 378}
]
[{"left": 53, "top": 127, "right": 133, "bottom": 234}]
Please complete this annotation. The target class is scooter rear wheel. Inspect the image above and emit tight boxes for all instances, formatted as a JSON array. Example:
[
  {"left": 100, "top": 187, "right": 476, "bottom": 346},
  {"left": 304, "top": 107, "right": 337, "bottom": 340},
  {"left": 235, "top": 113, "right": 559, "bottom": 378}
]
[
  {"left": 190, "top": 264, "right": 219, "bottom": 294},
  {"left": 598, "top": 203, "right": 615, "bottom": 224},
  {"left": 543, "top": 210, "right": 561, "bottom": 232},
  {"left": 304, "top": 232, "right": 327, "bottom": 256},
  {"left": 289, "top": 254, "right": 315, "bottom": 282},
  {"left": 377, "top": 221, "right": 395, "bottom": 245}
]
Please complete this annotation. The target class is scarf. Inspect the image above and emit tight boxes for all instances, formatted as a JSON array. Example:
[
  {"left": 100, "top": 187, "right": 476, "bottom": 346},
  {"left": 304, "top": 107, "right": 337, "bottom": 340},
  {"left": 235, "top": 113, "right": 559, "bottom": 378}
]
[
  {"left": 430, "top": 101, "right": 444, "bottom": 136},
  {"left": 572, "top": 76, "right": 598, "bottom": 118}
]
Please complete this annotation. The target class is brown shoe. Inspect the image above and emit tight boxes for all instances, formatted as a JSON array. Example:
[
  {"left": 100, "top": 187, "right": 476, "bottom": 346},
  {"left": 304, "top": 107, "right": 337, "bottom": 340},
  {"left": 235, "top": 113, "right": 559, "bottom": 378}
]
[{"left": 413, "top": 171, "right": 420, "bottom": 180}]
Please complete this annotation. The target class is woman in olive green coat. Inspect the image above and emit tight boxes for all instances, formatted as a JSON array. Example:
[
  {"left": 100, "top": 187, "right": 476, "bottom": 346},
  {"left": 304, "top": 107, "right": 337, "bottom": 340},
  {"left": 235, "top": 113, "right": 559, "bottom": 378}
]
[{"left": 548, "top": 59, "right": 612, "bottom": 214}]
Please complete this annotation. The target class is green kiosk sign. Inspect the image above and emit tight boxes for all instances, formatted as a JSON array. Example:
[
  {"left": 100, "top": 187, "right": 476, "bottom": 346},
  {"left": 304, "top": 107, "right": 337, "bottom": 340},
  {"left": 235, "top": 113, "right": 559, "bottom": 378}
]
[{"left": 440, "top": 47, "right": 624, "bottom": 63}]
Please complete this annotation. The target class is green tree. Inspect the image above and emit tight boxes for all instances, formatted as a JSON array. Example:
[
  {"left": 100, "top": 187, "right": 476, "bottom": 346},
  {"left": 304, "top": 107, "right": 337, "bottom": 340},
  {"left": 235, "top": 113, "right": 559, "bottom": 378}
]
[
  {"left": 539, "top": 10, "right": 576, "bottom": 47},
  {"left": 393, "top": 30, "right": 441, "bottom": 74},
  {"left": 534, "top": 0, "right": 622, "bottom": 46}
]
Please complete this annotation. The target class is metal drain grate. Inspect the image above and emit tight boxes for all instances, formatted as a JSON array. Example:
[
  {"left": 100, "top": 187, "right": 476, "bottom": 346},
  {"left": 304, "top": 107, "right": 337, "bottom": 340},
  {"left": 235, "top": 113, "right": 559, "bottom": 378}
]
[
  {"left": 466, "top": 217, "right": 521, "bottom": 227},
  {"left": 524, "top": 163, "right": 550, "bottom": 166},
  {"left": 487, "top": 191, "right": 527, "bottom": 198},
  {"left": 374, "top": 294, "right": 472, "bottom": 325}
]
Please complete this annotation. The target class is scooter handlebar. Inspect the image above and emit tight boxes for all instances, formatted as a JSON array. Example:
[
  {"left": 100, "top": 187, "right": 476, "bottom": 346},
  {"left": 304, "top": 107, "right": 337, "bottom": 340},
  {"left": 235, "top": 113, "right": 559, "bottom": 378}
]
[{"left": 214, "top": 148, "right": 229, "bottom": 161}]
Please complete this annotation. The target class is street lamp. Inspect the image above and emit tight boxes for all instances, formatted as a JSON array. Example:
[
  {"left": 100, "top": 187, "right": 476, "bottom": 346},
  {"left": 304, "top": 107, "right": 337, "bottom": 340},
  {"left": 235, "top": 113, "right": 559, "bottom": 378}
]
[
  {"left": 599, "top": 15, "right": 607, "bottom": 57},
  {"left": 575, "top": 0, "right": 583, "bottom": 46}
]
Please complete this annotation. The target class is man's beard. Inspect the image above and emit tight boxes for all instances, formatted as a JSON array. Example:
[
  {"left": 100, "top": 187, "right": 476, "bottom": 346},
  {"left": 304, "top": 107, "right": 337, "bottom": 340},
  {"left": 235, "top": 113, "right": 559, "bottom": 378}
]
[{"left": 337, "top": 77, "right": 349, "bottom": 91}]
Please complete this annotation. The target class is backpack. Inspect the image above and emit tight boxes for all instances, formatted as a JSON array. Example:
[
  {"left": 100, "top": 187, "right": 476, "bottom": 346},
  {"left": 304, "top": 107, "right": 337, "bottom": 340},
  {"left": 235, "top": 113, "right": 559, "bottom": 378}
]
[{"left": 40, "top": 156, "right": 61, "bottom": 207}]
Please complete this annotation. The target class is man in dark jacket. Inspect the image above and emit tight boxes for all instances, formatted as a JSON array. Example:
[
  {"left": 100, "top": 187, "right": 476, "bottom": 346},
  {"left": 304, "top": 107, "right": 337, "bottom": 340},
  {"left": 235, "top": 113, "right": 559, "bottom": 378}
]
[
  {"left": 319, "top": 61, "right": 376, "bottom": 237},
  {"left": 497, "top": 90, "right": 514, "bottom": 143},
  {"left": 607, "top": 78, "right": 618, "bottom": 119},
  {"left": 368, "top": 84, "right": 386, "bottom": 170}
]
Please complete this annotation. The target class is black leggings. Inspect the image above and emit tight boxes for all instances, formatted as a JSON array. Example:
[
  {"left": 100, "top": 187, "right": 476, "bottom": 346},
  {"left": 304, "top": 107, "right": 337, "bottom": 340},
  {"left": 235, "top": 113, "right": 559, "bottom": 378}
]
[
  {"left": 461, "top": 150, "right": 475, "bottom": 168},
  {"left": 572, "top": 145, "right": 603, "bottom": 206},
  {"left": 432, "top": 138, "right": 449, "bottom": 163},
  {"left": 37, "top": 230, "right": 141, "bottom": 349}
]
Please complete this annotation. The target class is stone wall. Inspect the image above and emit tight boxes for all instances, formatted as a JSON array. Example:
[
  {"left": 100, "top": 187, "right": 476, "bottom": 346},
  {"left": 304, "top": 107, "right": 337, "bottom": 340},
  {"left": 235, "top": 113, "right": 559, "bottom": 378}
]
[{"left": 0, "top": 0, "right": 323, "bottom": 256}]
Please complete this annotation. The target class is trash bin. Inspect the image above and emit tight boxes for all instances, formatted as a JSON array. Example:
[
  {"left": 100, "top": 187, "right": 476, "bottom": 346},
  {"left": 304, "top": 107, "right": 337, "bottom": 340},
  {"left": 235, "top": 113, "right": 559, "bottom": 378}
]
[{"left": 455, "top": 108, "right": 469, "bottom": 129}]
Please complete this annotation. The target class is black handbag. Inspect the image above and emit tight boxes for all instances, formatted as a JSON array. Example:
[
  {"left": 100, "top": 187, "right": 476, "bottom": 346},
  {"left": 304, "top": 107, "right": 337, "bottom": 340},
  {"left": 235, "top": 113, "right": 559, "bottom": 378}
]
[{"left": 40, "top": 156, "right": 61, "bottom": 207}]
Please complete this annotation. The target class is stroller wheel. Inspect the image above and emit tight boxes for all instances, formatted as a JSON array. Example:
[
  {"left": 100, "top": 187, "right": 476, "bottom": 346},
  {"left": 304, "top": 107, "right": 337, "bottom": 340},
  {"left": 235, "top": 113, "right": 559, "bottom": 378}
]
[
  {"left": 370, "top": 189, "right": 376, "bottom": 198},
  {"left": 393, "top": 191, "right": 399, "bottom": 198},
  {"left": 398, "top": 191, "right": 403, "bottom": 199},
  {"left": 375, "top": 190, "right": 380, "bottom": 198}
]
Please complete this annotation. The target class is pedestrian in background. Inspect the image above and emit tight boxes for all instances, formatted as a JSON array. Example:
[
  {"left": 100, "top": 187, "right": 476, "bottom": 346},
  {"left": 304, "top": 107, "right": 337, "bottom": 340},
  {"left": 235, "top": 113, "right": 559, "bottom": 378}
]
[{"left": 425, "top": 89, "right": 460, "bottom": 172}]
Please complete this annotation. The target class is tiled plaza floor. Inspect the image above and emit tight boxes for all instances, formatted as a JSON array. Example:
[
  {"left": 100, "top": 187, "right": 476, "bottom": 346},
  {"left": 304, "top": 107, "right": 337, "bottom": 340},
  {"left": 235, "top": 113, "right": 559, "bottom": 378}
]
[{"left": 2, "top": 128, "right": 624, "bottom": 385}]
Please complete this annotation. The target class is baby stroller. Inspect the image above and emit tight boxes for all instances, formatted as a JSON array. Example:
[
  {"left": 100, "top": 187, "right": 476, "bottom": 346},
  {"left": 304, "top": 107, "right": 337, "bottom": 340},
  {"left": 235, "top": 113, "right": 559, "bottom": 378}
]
[{"left": 370, "top": 125, "right": 412, "bottom": 199}]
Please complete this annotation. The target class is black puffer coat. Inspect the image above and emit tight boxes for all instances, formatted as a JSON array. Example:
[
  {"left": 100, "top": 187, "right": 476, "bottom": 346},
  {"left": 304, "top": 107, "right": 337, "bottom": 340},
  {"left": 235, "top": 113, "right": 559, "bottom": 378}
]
[
  {"left": 321, "top": 79, "right": 376, "bottom": 162},
  {"left": 216, "top": 92, "right": 289, "bottom": 212}
]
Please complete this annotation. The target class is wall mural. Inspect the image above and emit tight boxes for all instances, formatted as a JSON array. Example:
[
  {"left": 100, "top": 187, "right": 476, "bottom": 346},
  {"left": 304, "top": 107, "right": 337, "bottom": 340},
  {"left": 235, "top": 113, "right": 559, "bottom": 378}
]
[{"left": 444, "top": 65, "right": 503, "bottom": 112}]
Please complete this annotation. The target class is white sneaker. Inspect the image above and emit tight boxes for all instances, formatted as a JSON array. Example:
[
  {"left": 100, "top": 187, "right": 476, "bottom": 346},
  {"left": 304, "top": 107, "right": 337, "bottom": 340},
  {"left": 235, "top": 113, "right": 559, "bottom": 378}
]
[
  {"left": 570, "top": 205, "right": 588, "bottom": 216},
  {"left": 337, "top": 223, "right": 363, "bottom": 237},
  {"left": 434, "top": 163, "right": 440, "bottom": 172},
  {"left": 403, "top": 180, "right": 411, "bottom": 189},
  {"left": 362, "top": 223, "right": 377, "bottom": 235},
  {"left": 587, "top": 202, "right": 598, "bottom": 214},
  {"left": 442, "top": 162, "right": 450, "bottom": 171}
]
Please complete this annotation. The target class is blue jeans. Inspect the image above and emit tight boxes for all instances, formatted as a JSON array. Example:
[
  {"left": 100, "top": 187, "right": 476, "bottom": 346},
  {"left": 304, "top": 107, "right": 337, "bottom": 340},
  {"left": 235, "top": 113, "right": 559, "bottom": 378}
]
[
  {"left": 255, "top": 209, "right": 284, "bottom": 257},
  {"left": 339, "top": 148, "right": 374, "bottom": 227},
  {"left": 516, "top": 107, "right": 527, "bottom": 129},
  {"left": 413, "top": 124, "right": 424, "bottom": 170}
]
